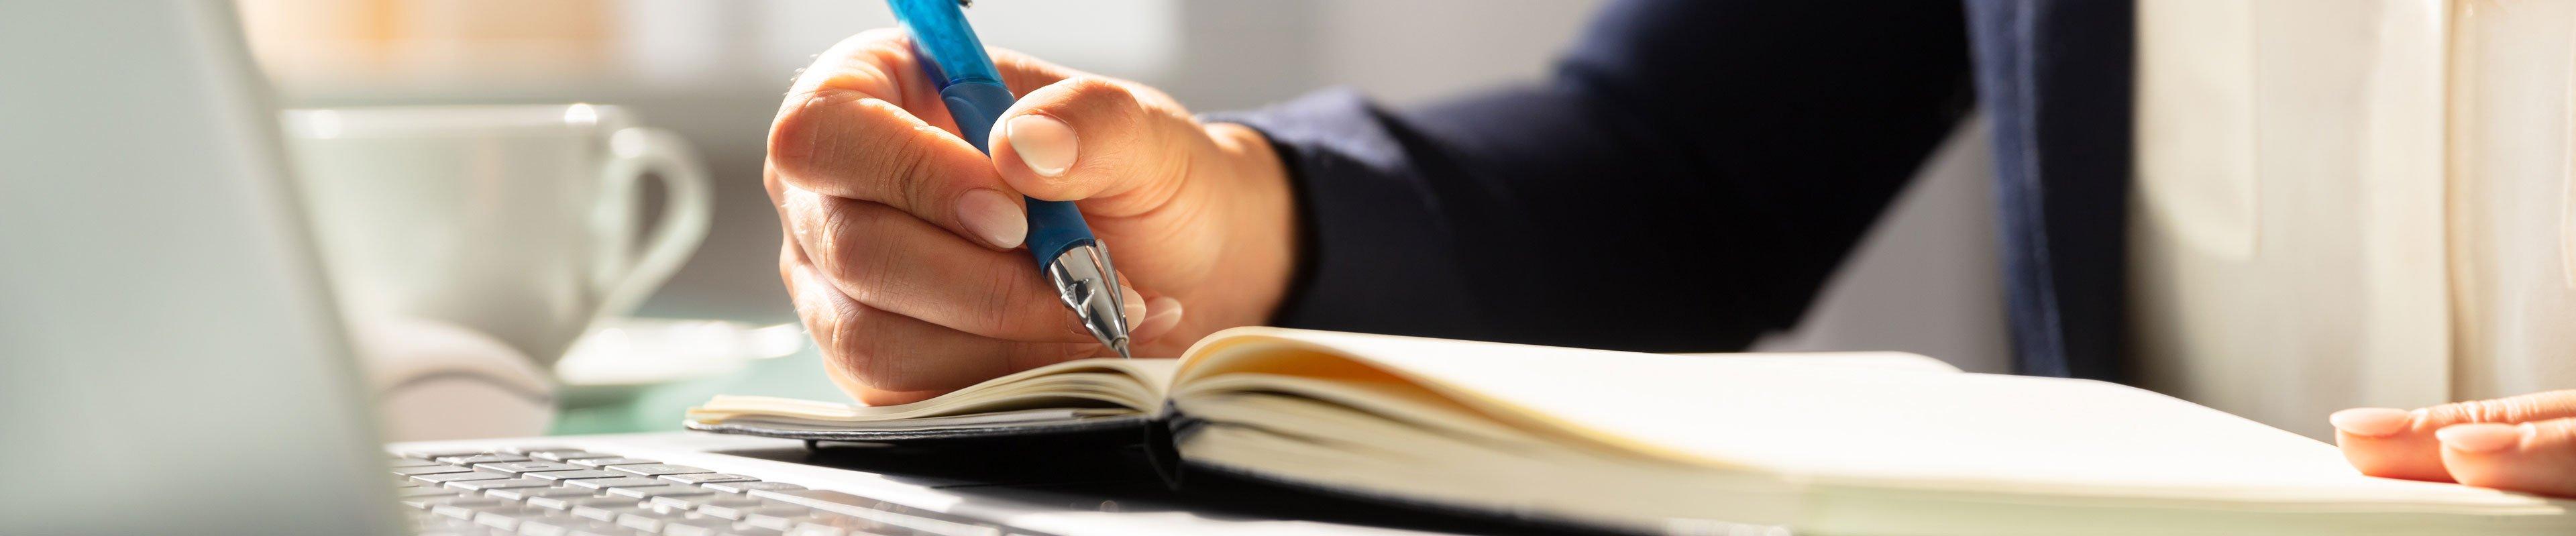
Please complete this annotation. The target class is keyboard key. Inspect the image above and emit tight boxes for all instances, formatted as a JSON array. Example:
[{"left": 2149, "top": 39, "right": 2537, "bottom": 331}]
[
  {"left": 725, "top": 526, "right": 788, "bottom": 536},
  {"left": 496, "top": 445, "right": 575, "bottom": 454},
  {"left": 561, "top": 476, "right": 673, "bottom": 490},
  {"left": 445, "top": 477, "right": 556, "bottom": 492},
  {"left": 386, "top": 458, "right": 449, "bottom": 468},
  {"left": 644, "top": 498, "right": 692, "bottom": 516},
  {"left": 529, "top": 495, "right": 634, "bottom": 512},
  {"left": 785, "top": 522, "right": 851, "bottom": 536},
  {"left": 433, "top": 453, "right": 529, "bottom": 465},
  {"left": 525, "top": 469, "right": 629, "bottom": 482},
  {"left": 749, "top": 513, "right": 843, "bottom": 533},
  {"left": 701, "top": 481, "right": 805, "bottom": 494},
  {"left": 485, "top": 486, "right": 594, "bottom": 502},
  {"left": 398, "top": 492, "right": 476, "bottom": 509},
  {"left": 470, "top": 506, "right": 544, "bottom": 531},
  {"left": 514, "top": 513, "right": 623, "bottom": 536},
  {"left": 394, "top": 448, "right": 488, "bottom": 460},
  {"left": 567, "top": 457, "right": 657, "bottom": 468},
  {"left": 696, "top": 500, "right": 806, "bottom": 521},
  {"left": 605, "top": 485, "right": 716, "bottom": 500},
  {"left": 754, "top": 489, "right": 1001, "bottom": 536},
  {"left": 409, "top": 471, "right": 511, "bottom": 486},
  {"left": 389, "top": 465, "right": 474, "bottom": 476},
  {"left": 394, "top": 486, "right": 464, "bottom": 498},
  {"left": 657, "top": 517, "right": 736, "bottom": 536},
  {"left": 570, "top": 503, "right": 645, "bottom": 523},
  {"left": 649, "top": 494, "right": 759, "bottom": 513},
  {"left": 613, "top": 511, "right": 676, "bottom": 533},
  {"left": 428, "top": 497, "right": 512, "bottom": 520},
  {"left": 474, "top": 461, "right": 586, "bottom": 474},
  {"left": 525, "top": 449, "right": 606, "bottom": 462},
  {"left": 659, "top": 473, "right": 758, "bottom": 485},
  {"left": 608, "top": 464, "right": 715, "bottom": 477}
]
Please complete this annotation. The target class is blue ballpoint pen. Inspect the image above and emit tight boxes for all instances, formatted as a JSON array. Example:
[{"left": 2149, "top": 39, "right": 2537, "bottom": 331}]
[{"left": 888, "top": 0, "right": 1133, "bottom": 358}]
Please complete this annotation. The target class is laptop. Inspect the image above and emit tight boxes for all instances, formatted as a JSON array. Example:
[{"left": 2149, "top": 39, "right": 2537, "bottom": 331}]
[{"left": 0, "top": 3, "right": 1529, "bottom": 535}]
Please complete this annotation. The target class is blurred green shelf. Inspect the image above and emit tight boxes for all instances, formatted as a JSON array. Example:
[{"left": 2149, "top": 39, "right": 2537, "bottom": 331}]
[{"left": 546, "top": 347, "right": 846, "bottom": 435}]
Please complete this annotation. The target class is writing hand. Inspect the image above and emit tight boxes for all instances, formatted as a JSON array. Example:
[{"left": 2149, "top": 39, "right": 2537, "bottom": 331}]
[{"left": 765, "top": 30, "right": 1297, "bottom": 405}]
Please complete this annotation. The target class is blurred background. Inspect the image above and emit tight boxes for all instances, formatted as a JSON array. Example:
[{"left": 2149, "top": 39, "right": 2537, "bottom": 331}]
[{"left": 233, "top": 0, "right": 2008, "bottom": 435}]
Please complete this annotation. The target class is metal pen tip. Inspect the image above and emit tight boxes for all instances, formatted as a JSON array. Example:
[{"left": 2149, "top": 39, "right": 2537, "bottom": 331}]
[{"left": 1046, "top": 243, "right": 1136, "bottom": 359}]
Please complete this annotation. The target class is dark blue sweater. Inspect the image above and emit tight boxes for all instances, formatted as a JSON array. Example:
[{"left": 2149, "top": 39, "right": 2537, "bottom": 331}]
[{"left": 1214, "top": 0, "right": 2132, "bottom": 381}]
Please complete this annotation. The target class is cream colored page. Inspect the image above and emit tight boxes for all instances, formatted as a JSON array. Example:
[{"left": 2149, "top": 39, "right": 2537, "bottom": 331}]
[
  {"left": 690, "top": 358, "right": 1179, "bottom": 422},
  {"left": 1670, "top": 352, "right": 1960, "bottom": 374},
  {"left": 1228, "top": 329, "right": 2557, "bottom": 508}
]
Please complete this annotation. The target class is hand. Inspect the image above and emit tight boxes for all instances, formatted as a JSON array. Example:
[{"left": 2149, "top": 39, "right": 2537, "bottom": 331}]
[
  {"left": 764, "top": 30, "right": 1298, "bottom": 405},
  {"left": 2330, "top": 390, "right": 2576, "bottom": 497}
]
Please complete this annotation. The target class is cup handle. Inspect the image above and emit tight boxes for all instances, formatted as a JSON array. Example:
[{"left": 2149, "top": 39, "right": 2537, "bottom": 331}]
[{"left": 590, "top": 127, "right": 712, "bottom": 327}]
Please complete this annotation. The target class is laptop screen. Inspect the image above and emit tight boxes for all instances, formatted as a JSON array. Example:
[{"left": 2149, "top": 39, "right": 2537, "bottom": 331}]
[{"left": 0, "top": 2, "right": 398, "bottom": 534}]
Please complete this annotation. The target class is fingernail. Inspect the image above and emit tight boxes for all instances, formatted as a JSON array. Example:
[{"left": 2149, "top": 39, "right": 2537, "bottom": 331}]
[
  {"left": 1006, "top": 113, "right": 1077, "bottom": 177},
  {"left": 2436, "top": 423, "right": 2524, "bottom": 453},
  {"left": 1132, "top": 297, "right": 1184, "bottom": 343},
  {"left": 1119, "top": 285, "right": 1146, "bottom": 325},
  {"left": 956, "top": 189, "right": 1025, "bottom": 249},
  {"left": 2329, "top": 407, "right": 2412, "bottom": 437}
]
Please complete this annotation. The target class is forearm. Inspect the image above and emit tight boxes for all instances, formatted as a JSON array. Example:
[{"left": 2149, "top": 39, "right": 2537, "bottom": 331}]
[{"left": 1214, "top": 0, "right": 1976, "bottom": 351}]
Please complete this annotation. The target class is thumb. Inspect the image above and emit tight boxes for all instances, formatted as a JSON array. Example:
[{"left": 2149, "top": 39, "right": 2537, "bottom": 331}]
[{"left": 987, "top": 76, "right": 1203, "bottom": 217}]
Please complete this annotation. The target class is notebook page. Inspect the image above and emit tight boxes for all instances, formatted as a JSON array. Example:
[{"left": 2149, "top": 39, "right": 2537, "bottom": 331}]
[
  {"left": 1226, "top": 328, "right": 2562, "bottom": 509},
  {"left": 1669, "top": 352, "right": 1961, "bottom": 374}
]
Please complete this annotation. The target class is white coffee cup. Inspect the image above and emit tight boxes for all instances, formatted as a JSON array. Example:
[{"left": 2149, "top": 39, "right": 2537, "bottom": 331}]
[{"left": 282, "top": 104, "right": 711, "bottom": 366}]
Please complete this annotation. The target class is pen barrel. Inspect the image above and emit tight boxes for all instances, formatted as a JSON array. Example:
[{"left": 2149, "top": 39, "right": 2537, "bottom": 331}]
[
  {"left": 888, "top": 0, "right": 1002, "bottom": 87},
  {"left": 1022, "top": 201, "right": 1095, "bottom": 265},
  {"left": 938, "top": 81, "right": 1099, "bottom": 267}
]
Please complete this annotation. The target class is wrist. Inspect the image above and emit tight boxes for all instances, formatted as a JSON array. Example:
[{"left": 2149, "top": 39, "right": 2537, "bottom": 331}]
[{"left": 1197, "top": 122, "right": 1297, "bottom": 329}]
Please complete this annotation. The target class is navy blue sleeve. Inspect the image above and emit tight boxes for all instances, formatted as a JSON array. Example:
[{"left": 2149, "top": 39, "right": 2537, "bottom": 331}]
[{"left": 1209, "top": 0, "right": 1974, "bottom": 352}]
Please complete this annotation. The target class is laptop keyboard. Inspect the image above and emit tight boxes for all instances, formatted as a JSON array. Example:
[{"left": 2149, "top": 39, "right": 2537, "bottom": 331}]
[{"left": 390, "top": 445, "right": 1044, "bottom": 536}]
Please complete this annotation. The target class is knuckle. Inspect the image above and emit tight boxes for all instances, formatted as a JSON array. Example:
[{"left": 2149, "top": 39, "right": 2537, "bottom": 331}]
[
  {"left": 983, "top": 262, "right": 1049, "bottom": 336},
  {"left": 822, "top": 306, "right": 898, "bottom": 388},
  {"left": 2469, "top": 399, "right": 2526, "bottom": 423},
  {"left": 873, "top": 124, "right": 945, "bottom": 202},
  {"left": 824, "top": 208, "right": 902, "bottom": 302},
  {"left": 2426, "top": 399, "right": 2526, "bottom": 427},
  {"left": 892, "top": 138, "right": 940, "bottom": 208},
  {"left": 767, "top": 88, "right": 862, "bottom": 176},
  {"left": 810, "top": 201, "right": 859, "bottom": 270},
  {"left": 1063, "top": 77, "right": 1147, "bottom": 119}
]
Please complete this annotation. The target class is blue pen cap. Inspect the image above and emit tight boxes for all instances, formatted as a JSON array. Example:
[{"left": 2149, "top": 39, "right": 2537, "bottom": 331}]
[{"left": 889, "top": 0, "right": 1004, "bottom": 87}]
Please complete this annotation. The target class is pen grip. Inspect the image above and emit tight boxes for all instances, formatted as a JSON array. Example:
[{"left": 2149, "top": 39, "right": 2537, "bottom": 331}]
[{"left": 941, "top": 81, "right": 1098, "bottom": 266}]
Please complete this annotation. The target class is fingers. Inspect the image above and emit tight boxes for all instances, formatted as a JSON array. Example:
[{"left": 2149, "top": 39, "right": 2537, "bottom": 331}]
[
  {"left": 784, "top": 253, "right": 1095, "bottom": 404},
  {"left": 2437, "top": 417, "right": 2576, "bottom": 498},
  {"left": 777, "top": 186, "right": 1092, "bottom": 342},
  {"left": 987, "top": 76, "right": 1202, "bottom": 217},
  {"left": 2332, "top": 407, "right": 2455, "bottom": 482},
  {"left": 770, "top": 30, "right": 1096, "bottom": 252},
  {"left": 2333, "top": 390, "right": 2576, "bottom": 486},
  {"left": 1130, "top": 296, "right": 1185, "bottom": 345},
  {"left": 769, "top": 30, "right": 1208, "bottom": 405},
  {"left": 770, "top": 87, "right": 1030, "bottom": 250}
]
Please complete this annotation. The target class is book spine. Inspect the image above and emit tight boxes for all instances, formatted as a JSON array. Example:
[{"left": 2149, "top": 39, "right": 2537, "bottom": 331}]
[{"left": 1144, "top": 399, "right": 1198, "bottom": 490}]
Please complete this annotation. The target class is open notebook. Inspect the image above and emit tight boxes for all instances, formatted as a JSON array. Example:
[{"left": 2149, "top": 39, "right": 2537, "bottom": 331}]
[{"left": 688, "top": 327, "right": 2575, "bottom": 535}]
